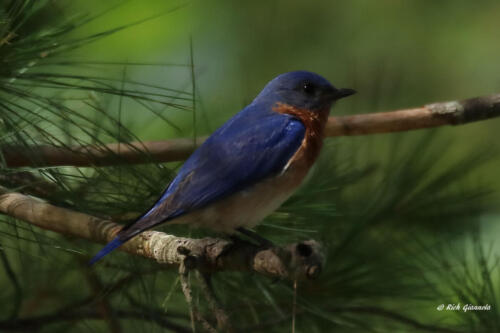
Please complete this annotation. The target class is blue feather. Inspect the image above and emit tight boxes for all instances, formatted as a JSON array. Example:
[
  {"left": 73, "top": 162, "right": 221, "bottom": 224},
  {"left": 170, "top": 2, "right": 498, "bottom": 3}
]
[
  {"left": 89, "top": 237, "right": 123, "bottom": 265},
  {"left": 131, "top": 108, "right": 304, "bottom": 223}
]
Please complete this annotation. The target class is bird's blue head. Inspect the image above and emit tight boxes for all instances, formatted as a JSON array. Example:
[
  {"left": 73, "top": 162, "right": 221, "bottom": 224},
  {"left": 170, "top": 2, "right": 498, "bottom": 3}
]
[{"left": 255, "top": 71, "right": 355, "bottom": 111}]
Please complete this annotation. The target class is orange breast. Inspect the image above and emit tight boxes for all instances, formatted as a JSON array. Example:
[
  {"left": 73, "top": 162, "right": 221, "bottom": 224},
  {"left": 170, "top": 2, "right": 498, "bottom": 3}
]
[{"left": 272, "top": 102, "right": 329, "bottom": 169}]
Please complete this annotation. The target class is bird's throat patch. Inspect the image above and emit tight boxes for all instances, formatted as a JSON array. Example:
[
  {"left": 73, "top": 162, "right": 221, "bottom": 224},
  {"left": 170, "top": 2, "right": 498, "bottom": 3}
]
[{"left": 272, "top": 102, "right": 327, "bottom": 167}]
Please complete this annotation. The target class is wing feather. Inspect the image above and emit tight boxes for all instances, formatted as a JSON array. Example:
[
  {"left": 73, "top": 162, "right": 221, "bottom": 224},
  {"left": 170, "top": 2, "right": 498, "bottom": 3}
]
[{"left": 90, "top": 105, "right": 305, "bottom": 264}]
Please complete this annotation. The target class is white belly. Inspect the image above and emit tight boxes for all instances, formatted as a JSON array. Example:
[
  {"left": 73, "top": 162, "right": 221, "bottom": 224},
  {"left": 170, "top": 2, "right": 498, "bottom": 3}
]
[{"left": 170, "top": 164, "right": 308, "bottom": 233}]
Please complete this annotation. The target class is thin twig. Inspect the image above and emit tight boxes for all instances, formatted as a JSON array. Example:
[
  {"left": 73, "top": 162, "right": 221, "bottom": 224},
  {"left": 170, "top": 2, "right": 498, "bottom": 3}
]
[
  {"left": 2, "top": 92, "right": 499, "bottom": 168},
  {"left": 1, "top": 138, "right": 200, "bottom": 167},
  {"left": 179, "top": 255, "right": 217, "bottom": 333},
  {"left": 196, "top": 271, "right": 233, "bottom": 332},
  {"left": 179, "top": 260, "right": 197, "bottom": 332}
]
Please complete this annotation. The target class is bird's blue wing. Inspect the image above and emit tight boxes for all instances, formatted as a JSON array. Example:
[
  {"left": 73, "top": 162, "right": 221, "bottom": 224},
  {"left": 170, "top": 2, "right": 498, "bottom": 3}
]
[
  {"left": 135, "top": 107, "right": 305, "bottom": 232},
  {"left": 89, "top": 106, "right": 305, "bottom": 264}
]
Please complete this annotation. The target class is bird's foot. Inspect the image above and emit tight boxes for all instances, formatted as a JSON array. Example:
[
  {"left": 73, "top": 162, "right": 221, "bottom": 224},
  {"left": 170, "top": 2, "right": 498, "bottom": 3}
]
[
  {"left": 235, "top": 227, "right": 274, "bottom": 248},
  {"left": 216, "top": 228, "right": 273, "bottom": 260}
]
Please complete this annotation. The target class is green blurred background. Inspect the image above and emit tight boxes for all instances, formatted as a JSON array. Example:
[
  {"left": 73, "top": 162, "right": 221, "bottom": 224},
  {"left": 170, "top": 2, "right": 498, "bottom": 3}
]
[
  {"left": 74, "top": 0, "right": 500, "bottom": 189},
  {"left": 1, "top": 0, "right": 500, "bottom": 332}
]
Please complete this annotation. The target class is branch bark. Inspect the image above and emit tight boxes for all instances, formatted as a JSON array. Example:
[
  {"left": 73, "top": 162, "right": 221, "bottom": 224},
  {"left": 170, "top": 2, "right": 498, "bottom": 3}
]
[
  {"left": 2, "top": 92, "right": 499, "bottom": 168},
  {"left": 0, "top": 186, "right": 323, "bottom": 280}
]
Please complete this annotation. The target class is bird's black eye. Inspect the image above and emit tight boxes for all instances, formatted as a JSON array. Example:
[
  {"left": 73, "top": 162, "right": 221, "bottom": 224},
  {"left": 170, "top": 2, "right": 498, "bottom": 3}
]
[{"left": 302, "top": 81, "right": 315, "bottom": 94}]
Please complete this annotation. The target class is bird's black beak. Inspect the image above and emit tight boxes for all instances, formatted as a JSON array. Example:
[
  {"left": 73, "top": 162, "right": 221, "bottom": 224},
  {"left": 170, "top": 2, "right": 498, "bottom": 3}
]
[{"left": 334, "top": 88, "right": 356, "bottom": 100}]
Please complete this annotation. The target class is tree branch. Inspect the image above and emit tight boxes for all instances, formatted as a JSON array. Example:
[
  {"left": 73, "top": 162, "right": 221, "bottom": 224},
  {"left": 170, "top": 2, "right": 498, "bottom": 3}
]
[
  {"left": 325, "top": 92, "right": 500, "bottom": 136},
  {"left": 2, "top": 92, "right": 499, "bottom": 168},
  {"left": 0, "top": 186, "right": 323, "bottom": 280}
]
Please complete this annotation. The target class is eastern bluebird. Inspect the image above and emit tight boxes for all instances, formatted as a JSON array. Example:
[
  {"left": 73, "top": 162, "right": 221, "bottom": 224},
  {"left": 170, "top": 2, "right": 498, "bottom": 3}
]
[{"left": 90, "top": 71, "right": 355, "bottom": 264}]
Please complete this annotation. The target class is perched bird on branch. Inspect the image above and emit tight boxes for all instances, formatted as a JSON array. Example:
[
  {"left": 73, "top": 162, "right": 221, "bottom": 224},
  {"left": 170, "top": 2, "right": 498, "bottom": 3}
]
[{"left": 90, "top": 71, "right": 355, "bottom": 264}]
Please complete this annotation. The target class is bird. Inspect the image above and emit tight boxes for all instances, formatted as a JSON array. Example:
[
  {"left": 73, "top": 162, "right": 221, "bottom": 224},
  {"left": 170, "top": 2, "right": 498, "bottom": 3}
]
[{"left": 90, "top": 70, "right": 355, "bottom": 264}]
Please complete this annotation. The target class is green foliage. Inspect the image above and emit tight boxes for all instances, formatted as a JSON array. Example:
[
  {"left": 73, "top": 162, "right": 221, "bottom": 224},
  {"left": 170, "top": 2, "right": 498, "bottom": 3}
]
[{"left": 0, "top": 1, "right": 499, "bottom": 332}]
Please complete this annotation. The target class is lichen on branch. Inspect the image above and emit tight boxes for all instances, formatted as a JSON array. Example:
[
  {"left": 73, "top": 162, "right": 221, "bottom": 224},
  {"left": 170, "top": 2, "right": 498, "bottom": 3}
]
[{"left": 0, "top": 186, "right": 323, "bottom": 280}]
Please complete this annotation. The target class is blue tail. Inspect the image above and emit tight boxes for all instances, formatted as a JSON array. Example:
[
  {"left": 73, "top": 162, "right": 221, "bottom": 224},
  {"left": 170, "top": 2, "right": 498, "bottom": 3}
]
[{"left": 89, "top": 237, "right": 124, "bottom": 265}]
